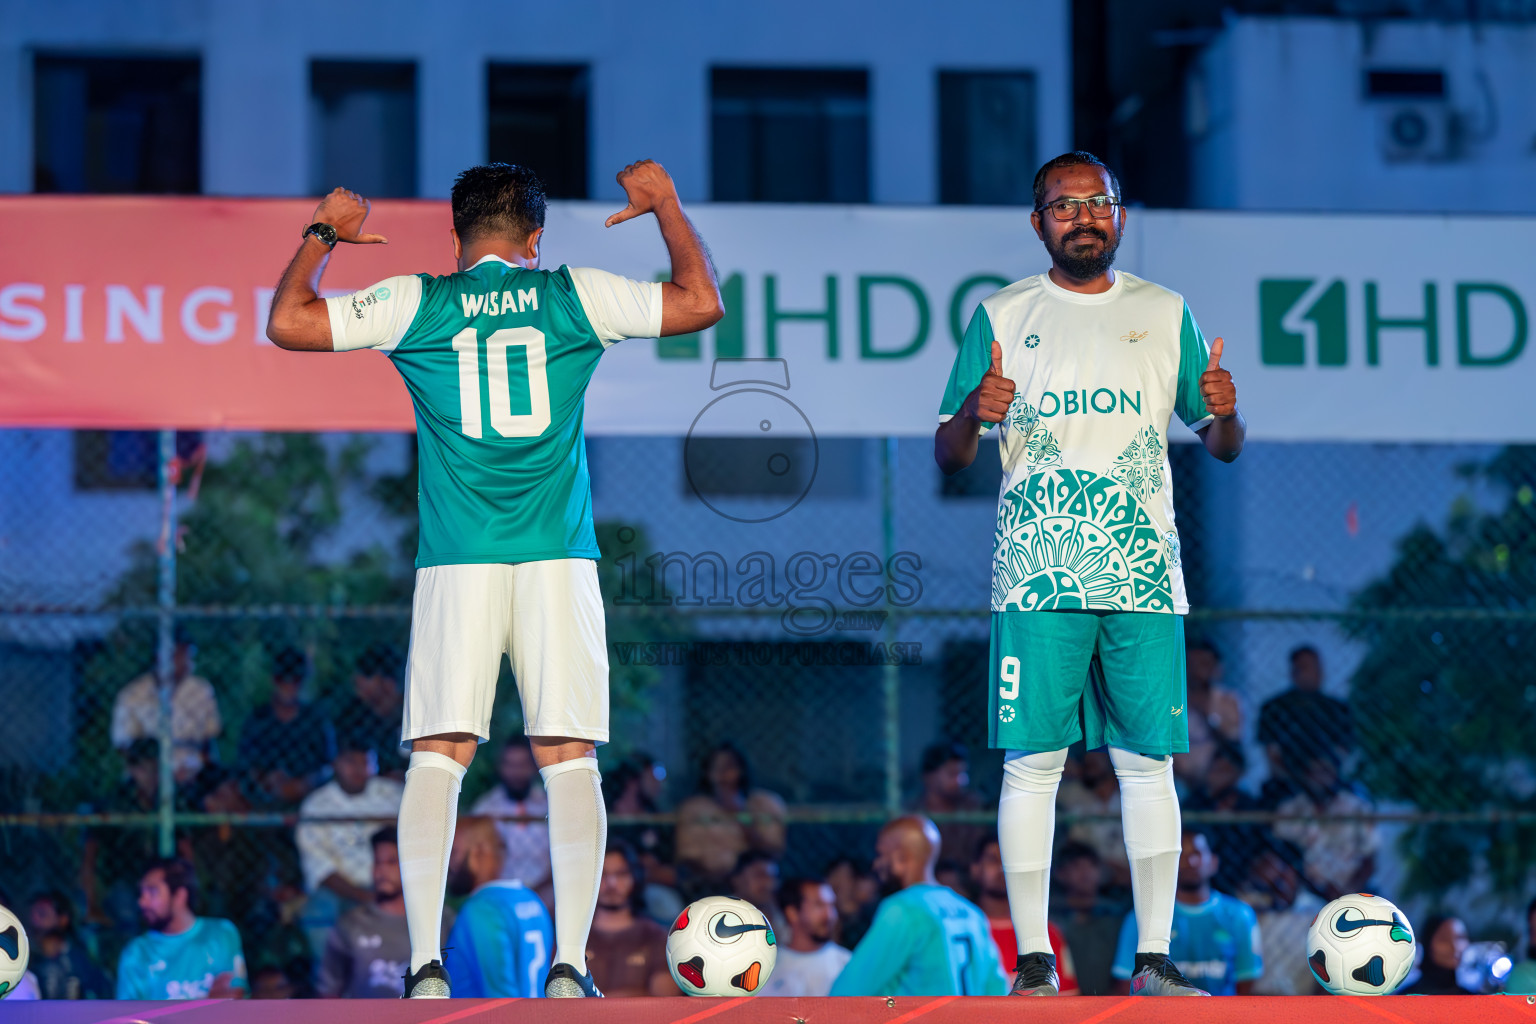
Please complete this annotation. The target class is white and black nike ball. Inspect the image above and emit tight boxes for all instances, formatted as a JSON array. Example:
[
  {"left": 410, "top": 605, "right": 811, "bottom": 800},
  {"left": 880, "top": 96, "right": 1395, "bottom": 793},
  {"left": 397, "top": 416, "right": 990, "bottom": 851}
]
[{"left": 666, "top": 895, "right": 777, "bottom": 997}]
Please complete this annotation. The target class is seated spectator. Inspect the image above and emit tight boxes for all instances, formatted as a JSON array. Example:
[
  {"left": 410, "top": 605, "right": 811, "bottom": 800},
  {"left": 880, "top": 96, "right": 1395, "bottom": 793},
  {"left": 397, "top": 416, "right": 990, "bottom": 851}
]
[
  {"left": 1183, "top": 740, "right": 1266, "bottom": 894},
  {"left": 1503, "top": 897, "right": 1536, "bottom": 995},
  {"left": 969, "top": 835, "right": 1078, "bottom": 994},
  {"left": 110, "top": 635, "right": 221, "bottom": 784},
  {"left": 25, "top": 891, "right": 111, "bottom": 1000},
  {"left": 81, "top": 739, "right": 180, "bottom": 930},
  {"left": 331, "top": 644, "right": 408, "bottom": 779},
  {"left": 1048, "top": 841, "right": 1125, "bottom": 996},
  {"left": 585, "top": 840, "right": 677, "bottom": 996},
  {"left": 1237, "top": 841, "right": 1323, "bottom": 995},
  {"left": 184, "top": 764, "right": 278, "bottom": 942},
  {"left": 674, "top": 743, "right": 786, "bottom": 893},
  {"left": 1402, "top": 915, "right": 1474, "bottom": 995},
  {"left": 250, "top": 965, "right": 295, "bottom": 1000},
  {"left": 730, "top": 850, "right": 789, "bottom": 943},
  {"left": 605, "top": 754, "right": 681, "bottom": 923},
  {"left": 1258, "top": 645, "right": 1353, "bottom": 803},
  {"left": 762, "top": 877, "right": 851, "bottom": 997},
  {"left": 116, "top": 857, "right": 248, "bottom": 1000},
  {"left": 469, "top": 736, "right": 551, "bottom": 902},
  {"left": 296, "top": 731, "right": 405, "bottom": 956},
  {"left": 1174, "top": 641, "right": 1244, "bottom": 791},
  {"left": 910, "top": 742, "right": 988, "bottom": 871},
  {"left": 320, "top": 826, "right": 448, "bottom": 998},
  {"left": 237, "top": 646, "right": 331, "bottom": 808},
  {"left": 1056, "top": 750, "right": 1130, "bottom": 890},
  {"left": 824, "top": 856, "right": 879, "bottom": 950},
  {"left": 444, "top": 816, "right": 554, "bottom": 998},
  {"left": 831, "top": 816, "right": 1007, "bottom": 997},
  {"left": 1112, "top": 828, "right": 1262, "bottom": 996},
  {"left": 1269, "top": 749, "right": 1376, "bottom": 900}
]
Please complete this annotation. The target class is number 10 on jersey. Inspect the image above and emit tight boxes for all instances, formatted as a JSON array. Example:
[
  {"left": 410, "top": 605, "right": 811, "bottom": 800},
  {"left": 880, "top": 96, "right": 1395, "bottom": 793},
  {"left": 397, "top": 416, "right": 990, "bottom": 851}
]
[{"left": 451, "top": 326, "right": 551, "bottom": 438}]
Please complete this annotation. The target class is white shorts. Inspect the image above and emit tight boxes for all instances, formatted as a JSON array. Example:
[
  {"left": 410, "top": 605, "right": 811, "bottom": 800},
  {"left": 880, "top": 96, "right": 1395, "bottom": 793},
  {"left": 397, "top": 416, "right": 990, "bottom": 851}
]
[{"left": 401, "top": 559, "right": 609, "bottom": 744}]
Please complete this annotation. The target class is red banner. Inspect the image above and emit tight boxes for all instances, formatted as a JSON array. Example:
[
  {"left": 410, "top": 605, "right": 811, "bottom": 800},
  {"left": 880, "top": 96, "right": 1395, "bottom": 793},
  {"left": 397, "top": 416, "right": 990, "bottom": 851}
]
[{"left": 0, "top": 196, "right": 459, "bottom": 431}]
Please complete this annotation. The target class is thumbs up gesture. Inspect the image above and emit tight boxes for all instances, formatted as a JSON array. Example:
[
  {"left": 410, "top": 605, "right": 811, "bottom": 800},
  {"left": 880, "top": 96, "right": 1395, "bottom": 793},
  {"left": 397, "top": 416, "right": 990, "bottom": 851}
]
[
  {"left": 965, "top": 340, "right": 1016, "bottom": 424},
  {"left": 1200, "top": 337, "right": 1238, "bottom": 418}
]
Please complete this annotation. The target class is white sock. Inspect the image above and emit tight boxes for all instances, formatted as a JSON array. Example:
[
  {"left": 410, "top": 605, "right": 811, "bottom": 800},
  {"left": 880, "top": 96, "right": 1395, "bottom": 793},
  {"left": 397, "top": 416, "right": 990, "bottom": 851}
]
[
  {"left": 999, "top": 748, "right": 1067, "bottom": 959},
  {"left": 541, "top": 756, "right": 606, "bottom": 973},
  {"left": 399, "top": 750, "right": 466, "bottom": 973},
  {"left": 1109, "top": 746, "right": 1181, "bottom": 956}
]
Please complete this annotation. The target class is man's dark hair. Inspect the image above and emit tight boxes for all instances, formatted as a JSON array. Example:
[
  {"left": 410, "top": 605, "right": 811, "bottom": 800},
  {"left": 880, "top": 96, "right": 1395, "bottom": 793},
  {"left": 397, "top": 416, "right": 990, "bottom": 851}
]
[
  {"left": 605, "top": 838, "right": 647, "bottom": 915},
  {"left": 1289, "top": 644, "right": 1320, "bottom": 664},
  {"left": 124, "top": 738, "right": 159, "bottom": 766},
  {"left": 732, "top": 849, "right": 777, "bottom": 879},
  {"left": 333, "top": 725, "right": 372, "bottom": 758},
  {"left": 371, "top": 825, "right": 398, "bottom": 850},
  {"left": 1032, "top": 151, "right": 1122, "bottom": 210},
  {"left": 452, "top": 164, "right": 547, "bottom": 246},
  {"left": 1181, "top": 824, "right": 1214, "bottom": 847},
  {"left": 355, "top": 642, "right": 402, "bottom": 681},
  {"left": 144, "top": 856, "right": 198, "bottom": 913},
  {"left": 697, "top": 741, "right": 751, "bottom": 796},
  {"left": 776, "top": 875, "right": 827, "bottom": 914},
  {"left": 973, "top": 830, "right": 1001, "bottom": 864},
  {"left": 1186, "top": 638, "right": 1222, "bottom": 661},
  {"left": 1211, "top": 738, "right": 1247, "bottom": 772},
  {"left": 502, "top": 734, "right": 533, "bottom": 756},
  {"left": 921, "top": 740, "right": 968, "bottom": 776},
  {"left": 29, "top": 890, "right": 73, "bottom": 925},
  {"left": 271, "top": 645, "right": 309, "bottom": 682},
  {"left": 1055, "top": 840, "right": 1102, "bottom": 867}
]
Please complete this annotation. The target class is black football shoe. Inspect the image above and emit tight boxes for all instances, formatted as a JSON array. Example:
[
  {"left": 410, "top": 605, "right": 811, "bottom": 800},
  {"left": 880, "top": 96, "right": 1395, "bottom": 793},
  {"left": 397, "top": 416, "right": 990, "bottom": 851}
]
[
  {"left": 1129, "top": 952, "right": 1210, "bottom": 996},
  {"left": 402, "top": 960, "right": 450, "bottom": 999},
  {"left": 545, "top": 961, "right": 604, "bottom": 998},
  {"left": 1009, "top": 951, "right": 1061, "bottom": 996}
]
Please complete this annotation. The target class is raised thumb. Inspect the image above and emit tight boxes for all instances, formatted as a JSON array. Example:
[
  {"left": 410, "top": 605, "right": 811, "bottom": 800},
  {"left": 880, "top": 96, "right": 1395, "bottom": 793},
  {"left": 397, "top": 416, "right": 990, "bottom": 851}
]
[
  {"left": 1206, "top": 336, "right": 1225, "bottom": 372},
  {"left": 990, "top": 339, "right": 1004, "bottom": 375}
]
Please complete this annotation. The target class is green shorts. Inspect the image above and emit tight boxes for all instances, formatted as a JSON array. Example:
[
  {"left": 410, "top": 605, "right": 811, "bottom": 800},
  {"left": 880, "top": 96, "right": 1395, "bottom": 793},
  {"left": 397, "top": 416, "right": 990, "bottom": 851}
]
[{"left": 988, "top": 610, "right": 1189, "bottom": 756}]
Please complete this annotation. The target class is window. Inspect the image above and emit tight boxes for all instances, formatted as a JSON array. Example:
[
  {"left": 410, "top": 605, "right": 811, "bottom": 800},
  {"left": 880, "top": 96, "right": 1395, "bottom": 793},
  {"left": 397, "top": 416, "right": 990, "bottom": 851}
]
[
  {"left": 487, "top": 64, "right": 589, "bottom": 199},
  {"left": 711, "top": 68, "right": 868, "bottom": 203},
  {"left": 310, "top": 61, "right": 417, "bottom": 198},
  {"left": 938, "top": 71, "right": 1037, "bottom": 205},
  {"left": 74, "top": 430, "right": 203, "bottom": 491},
  {"left": 33, "top": 55, "right": 201, "bottom": 194},
  {"left": 939, "top": 440, "right": 1002, "bottom": 498}
]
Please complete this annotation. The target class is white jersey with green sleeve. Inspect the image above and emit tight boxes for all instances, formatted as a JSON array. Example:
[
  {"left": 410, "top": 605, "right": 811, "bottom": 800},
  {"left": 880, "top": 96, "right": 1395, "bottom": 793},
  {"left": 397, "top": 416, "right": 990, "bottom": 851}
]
[
  {"left": 325, "top": 256, "right": 661, "bottom": 568},
  {"left": 938, "top": 271, "right": 1213, "bottom": 615}
]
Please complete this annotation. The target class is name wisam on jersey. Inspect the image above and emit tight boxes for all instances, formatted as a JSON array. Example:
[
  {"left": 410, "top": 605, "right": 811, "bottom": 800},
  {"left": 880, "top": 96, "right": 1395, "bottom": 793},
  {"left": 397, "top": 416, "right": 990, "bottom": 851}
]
[{"left": 459, "top": 288, "right": 539, "bottom": 318}]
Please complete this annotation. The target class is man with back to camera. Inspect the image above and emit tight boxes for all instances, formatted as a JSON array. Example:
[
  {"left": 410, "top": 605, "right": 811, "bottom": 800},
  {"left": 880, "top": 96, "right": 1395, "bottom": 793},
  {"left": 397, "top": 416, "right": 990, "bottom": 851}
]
[
  {"left": 267, "top": 159, "right": 723, "bottom": 998},
  {"left": 934, "top": 151, "right": 1244, "bottom": 997},
  {"left": 442, "top": 816, "right": 554, "bottom": 998}
]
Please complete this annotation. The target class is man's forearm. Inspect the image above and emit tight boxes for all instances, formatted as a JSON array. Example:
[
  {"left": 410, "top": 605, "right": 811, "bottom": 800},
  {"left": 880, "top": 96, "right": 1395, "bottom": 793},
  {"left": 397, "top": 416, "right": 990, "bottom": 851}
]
[
  {"left": 1200, "top": 411, "right": 1245, "bottom": 462},
  {"left": 654, "top": 199, "right": 723, "bottom": 331},
  {"left": 267, "top": 237, "right": 335, "bottom": 350},
  {"left": 935, "top": 413, "right": 982, "bottom": 475}
]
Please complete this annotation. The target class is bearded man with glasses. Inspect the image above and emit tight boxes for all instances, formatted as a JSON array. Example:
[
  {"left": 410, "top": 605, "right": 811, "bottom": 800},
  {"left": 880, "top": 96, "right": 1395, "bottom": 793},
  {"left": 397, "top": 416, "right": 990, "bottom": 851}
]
[{"left": 934, "top": 151, "right": 1245, "bottom": 998}]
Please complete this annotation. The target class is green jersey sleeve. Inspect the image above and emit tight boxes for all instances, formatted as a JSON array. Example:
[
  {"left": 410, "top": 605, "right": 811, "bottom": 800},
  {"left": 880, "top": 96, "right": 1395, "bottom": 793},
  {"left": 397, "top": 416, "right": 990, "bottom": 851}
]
[
  {"left": 938, "top": 304, "right": 996, "bottom": 429},
  {"left": 1174, "top": 301, "right": 1214, "bottom": 429}
]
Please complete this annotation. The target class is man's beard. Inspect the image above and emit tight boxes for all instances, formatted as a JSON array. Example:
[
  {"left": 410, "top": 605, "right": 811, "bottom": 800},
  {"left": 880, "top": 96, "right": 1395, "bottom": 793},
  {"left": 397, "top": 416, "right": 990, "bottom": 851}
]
[
  {"left": 142, "top": 910, "right": 173, "bottom": 932},
  {"left": 803, "top": 922, "right": 833, "bottom": 944},
  {"left": 503, "top": 780, "right": 534, "bottom": 802},
  {"left": 446, "top": 862, "right": 477, "bottom": 898},
  {"left": 1046, "top": 225, "right": 1120, "bottom": 280},
  {"left": 374, "top": 884, "right": 401, "bottom": 904}
]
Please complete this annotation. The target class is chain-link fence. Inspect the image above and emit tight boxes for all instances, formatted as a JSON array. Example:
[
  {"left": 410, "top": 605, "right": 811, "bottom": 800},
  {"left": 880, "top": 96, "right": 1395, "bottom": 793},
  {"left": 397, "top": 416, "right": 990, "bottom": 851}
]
[{"left": 1, "top": 428, "right": 1533, "bottom": 993}]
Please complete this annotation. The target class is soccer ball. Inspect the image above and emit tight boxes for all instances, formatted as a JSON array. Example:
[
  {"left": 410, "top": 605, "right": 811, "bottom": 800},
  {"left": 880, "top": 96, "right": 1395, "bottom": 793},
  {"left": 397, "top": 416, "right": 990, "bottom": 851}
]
[
  {"left": 0, "top": 904, "right": 28, "bottom": 999},
  {"left": 666, "top": 896, "right": 777, "bottom": 996},
  {"left": 1306, "top": 893, "right": 1415, "bottom": 995}
]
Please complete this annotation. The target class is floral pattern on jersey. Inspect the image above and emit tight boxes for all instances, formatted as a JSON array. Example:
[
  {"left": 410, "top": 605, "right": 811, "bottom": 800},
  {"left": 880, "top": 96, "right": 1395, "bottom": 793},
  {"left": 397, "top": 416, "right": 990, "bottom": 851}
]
[
  {"left": 1109, "top": 426, "right": 1166, "bottom": 504},
  {"left": 1006, "top": 394, "right": 1038, "bottom": 434},
  {"left": 992, "top": 468, "right": 1172, "bottom": 613},
  {"left": 1004, "top": 397, "right": 1061, "bottom": 468},
  {"left": 1164, "top": 530, "right": 1182, "bottom": 569}
]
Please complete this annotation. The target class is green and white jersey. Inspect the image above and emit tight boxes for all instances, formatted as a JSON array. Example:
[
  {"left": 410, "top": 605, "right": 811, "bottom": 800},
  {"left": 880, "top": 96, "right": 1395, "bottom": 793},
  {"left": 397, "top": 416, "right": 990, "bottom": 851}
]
[
  {"left": 939, "top": 271, "right": 1213, "bottom": 615},
  {"left": 327, "top": 256, "right": 662, "bottom": 567}
]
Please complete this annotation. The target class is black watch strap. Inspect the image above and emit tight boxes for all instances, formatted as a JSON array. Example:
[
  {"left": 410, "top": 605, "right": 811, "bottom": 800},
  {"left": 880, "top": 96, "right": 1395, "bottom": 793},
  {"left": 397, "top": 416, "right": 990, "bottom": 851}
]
[{"left": 303, "top": 222, "right": 339, "bottom": 248}]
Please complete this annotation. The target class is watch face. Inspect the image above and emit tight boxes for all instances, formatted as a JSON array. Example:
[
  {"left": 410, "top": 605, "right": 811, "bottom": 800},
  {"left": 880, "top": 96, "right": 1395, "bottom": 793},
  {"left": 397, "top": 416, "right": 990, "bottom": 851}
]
[{"left": 309, "top": 223, "right": 337, "bottom": 245}]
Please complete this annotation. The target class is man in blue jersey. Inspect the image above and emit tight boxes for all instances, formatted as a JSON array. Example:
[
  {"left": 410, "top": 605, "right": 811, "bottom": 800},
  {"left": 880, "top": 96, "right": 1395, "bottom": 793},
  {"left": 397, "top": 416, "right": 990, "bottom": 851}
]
[
  {"left": 443, "top": 816, "right": 553, "bottom": 998},
  {"left": 116, "top": 857, "right": 248, "bottom": 1000},
  {"left": 1111, "top": 828, "right": 1262, "bottom": 995},
  {"left": 830, "top": 816, "right": 1007, "bottom": 997},
  {"left": 267, "top": 161, "right": 723, "bottom": 998}
]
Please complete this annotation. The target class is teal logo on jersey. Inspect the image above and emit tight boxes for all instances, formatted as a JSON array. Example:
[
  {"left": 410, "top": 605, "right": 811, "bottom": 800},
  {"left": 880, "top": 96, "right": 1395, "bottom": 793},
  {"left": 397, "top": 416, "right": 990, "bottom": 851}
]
[
  {"left": 374, "top": 286, "right": 391, "bottom": 300},
  {"left": 1024, "top": 334, "right": 1040, "bottom": 348}
]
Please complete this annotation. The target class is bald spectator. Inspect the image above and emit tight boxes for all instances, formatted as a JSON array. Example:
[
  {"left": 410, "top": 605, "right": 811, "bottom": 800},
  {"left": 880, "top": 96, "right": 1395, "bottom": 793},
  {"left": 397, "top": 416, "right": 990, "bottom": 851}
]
[
  {"left": 443, "top": 817, "right": 554, "bottom": 998},
  {"left": 469, "top": 737, "right": 551, "bottom": 900}
]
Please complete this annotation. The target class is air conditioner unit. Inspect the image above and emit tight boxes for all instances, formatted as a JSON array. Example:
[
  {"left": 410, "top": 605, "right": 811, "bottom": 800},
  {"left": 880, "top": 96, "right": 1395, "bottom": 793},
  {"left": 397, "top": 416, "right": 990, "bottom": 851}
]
[{"left": 1375, "top": 102, "right": 1452, "bottom": 161}]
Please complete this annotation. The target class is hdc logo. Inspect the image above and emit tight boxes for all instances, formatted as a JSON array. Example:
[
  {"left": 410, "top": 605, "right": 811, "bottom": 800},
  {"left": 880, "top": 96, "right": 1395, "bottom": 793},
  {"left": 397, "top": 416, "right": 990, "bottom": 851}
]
[{"left": 1258, "top": 278, "right": 1528, "bottom": 368}]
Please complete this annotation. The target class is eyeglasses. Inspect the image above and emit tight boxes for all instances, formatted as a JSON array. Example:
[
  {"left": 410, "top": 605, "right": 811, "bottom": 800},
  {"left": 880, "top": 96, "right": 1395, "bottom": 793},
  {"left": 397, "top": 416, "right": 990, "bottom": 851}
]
[{"left": 1035, "top": 194, "right": 1121, "bottom": 221}]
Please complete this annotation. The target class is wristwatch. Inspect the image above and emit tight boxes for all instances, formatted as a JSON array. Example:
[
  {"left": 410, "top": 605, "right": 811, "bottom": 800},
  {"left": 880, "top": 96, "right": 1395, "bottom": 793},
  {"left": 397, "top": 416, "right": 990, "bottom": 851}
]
[{"left": 302, "top": 222, "right": 339, "bottom": 248}]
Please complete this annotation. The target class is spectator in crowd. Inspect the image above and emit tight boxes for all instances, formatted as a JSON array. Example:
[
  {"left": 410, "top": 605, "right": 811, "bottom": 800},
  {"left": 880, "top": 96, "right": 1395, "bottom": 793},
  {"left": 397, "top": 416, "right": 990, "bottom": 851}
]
[
  {"left": 1237, "top": 841, "right": 1323, "bottom": 995},
  {"left": 110, "top": 635, "right": 221, "bottom": 783},
  {"left": 761, "top": 877, "right": 851, "bottom": 997},
  {"left": 1048, "top": 841, "right": 1125, "bottom": 996},
  {"left": 824, "top": 856, "right": 879, "bottom": 949},
  {"left": 1257, "top": 645, "right": 1354, "bottom": 804},
  {"left": 1112, "top": 828, "right": 1262, "bottom": 996},
  {"left": 1503, "top": 897, "right": 1536, "bottom": 995},
  {"left": 1056, "top": 749, "right": 1130, "bottom": 891},
  {"left": 250, "top": 966, "right": 295, "bottom": 1000},
  {"left": 910, "top": 742, "right": 988, "bottom": 872},
  {"left": 296, "top": 731, "right": 405, "bottom": 956},
  {"left": 81, "top": 738, "right": 179, "bottom": 930},
  {"left": 1182, "top": 740, "right": 1266, "bottom": 894},
  {"left": 969, "top": 835, "right": 1079, "bottom": 994},
  {"left": 320, "top": 826, "right": 447, "bottom": 998},
  {"left": 831, "top": 816, "right": 1007, "bottom": 997},
  {"left": 25, "top": 891, "right": 111, "bottom": 1000},
  {"left": 674, "top": 743, "right": 786, "bottom": 893},
  {"left": 443, "top": 816, "right": 554, "bottom": 998},
  {"left": 605, "top": 754, "right": 681, "bottom": 923},
  {"left": 585, "top": 840, "right": 676, "bottom": 996},
  {"left": 469, "top": 736, "right": 551, "bottom": 903},
  {"left": 730, "top": 850, "right": 789, "bottom": 943},
  {"left": 934, "top": 858, "right": 968, "bottom": 899},
  {"left": 1174, "top": 640, "right": 1244, "bottom": 791},
  {"left": 116, "top": 857, "right": 248, "bottom": 1000},
  {"left": 1269, "top": 747, "right": 1376, "bottom": 900},
  {"left": 1403, "top": 915, "right": 1474, "bottom": 995},
  {"left": 237, "top": 646, "right": 331, "bottom": 808},
  {"left": 332, "top": 643, "right": 408, "bottom": 779},
  {"left": 183, "top": 764, "right": 282, "bottom": 943}
]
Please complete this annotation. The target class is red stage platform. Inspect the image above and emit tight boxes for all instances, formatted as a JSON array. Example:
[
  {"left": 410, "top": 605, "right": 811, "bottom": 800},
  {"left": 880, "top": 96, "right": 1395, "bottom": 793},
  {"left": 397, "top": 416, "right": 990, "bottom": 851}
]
[{"left": 0, "top": 996, "right": 1532, "bottom": 1024}]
